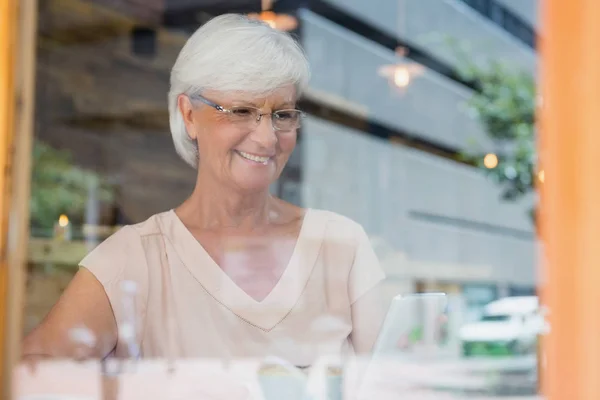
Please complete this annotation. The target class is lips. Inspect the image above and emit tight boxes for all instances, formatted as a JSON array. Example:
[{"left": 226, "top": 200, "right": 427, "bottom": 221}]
[{"left": 236, "top": 150, "right": 273, "bottom": 164}]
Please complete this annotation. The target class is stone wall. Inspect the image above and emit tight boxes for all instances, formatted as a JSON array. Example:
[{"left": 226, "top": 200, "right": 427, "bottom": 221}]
[{"left": 37, "top": 0, "right": 195, "bottom": 224}]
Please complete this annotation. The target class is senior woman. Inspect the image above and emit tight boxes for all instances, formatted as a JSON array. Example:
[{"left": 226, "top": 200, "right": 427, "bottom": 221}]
[{"left": 23, "top": 14, "right": 386, "bottom": 365}]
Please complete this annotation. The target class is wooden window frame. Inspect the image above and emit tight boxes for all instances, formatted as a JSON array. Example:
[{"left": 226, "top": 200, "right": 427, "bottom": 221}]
[
  {"left": 0, "top": 1, "right": 599, "bottom": 399},
  {"left": 0, "top": 0, "right": 37, "bottom": 398},
  {"left": 540, "top": 0, "right": 600, "bottom": 398}
]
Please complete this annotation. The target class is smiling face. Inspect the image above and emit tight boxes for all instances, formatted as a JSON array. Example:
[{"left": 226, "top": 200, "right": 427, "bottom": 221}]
[{"left": 178, "top": 85, "right": 299, "bottom": 193}]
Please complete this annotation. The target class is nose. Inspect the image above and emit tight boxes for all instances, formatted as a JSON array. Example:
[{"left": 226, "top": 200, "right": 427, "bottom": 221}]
[{"left": 250, "top": 114, "right": 278, "bottom": 148}]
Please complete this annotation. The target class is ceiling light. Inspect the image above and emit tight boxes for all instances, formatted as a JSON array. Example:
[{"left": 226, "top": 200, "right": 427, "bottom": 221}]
[{"left": 247, "top": 11, "right": 298, "bottom": 31}]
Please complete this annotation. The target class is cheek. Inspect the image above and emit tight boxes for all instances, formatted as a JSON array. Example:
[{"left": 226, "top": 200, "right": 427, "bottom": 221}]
[
  {"left": 277, "top": 131, "right": 297, "bottom": 154},
  {"left": 197, "top": 123, "right": 243, "bottom": 158}
]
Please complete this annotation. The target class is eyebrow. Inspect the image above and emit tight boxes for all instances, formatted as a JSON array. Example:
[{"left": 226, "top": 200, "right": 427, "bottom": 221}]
[
  {"left": 275, "top": 102, "right": 297, "bottom": 109},
  {"left": 230, "top": 100, "right": 297, "bottom": 109},
  {"left": 231, "top": 100, "right": 261, "bottom": 108}
]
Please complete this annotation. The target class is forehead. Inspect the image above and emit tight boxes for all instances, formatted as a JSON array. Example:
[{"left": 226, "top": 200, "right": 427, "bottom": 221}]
[{"left": 204, "top": 85, "right": 297, "bottom": 106}]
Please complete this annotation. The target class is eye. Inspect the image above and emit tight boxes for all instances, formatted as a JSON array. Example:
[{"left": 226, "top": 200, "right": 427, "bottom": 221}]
[
  {"left": 230, "top": 107, "right": 255, "bottom": 117},
  {"left": 275, "top": 110, "right": 298, "bottom": 120}
]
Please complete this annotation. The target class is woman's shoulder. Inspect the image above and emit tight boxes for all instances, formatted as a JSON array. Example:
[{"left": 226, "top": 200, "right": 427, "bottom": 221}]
[
  {"left": 277, "top": 200, "right": 361, "bottom": 232},
  {"left": 306, "top": 208, "right": 366, "bottom": 242},
  {"left": 126, "top": 210, "right": 174, "bottom": 237},
  {"left": 308, "top": 208, "right": 363, "bottom": 229},
  {"left": 80, "top": 211, "right": 173, "bottom": 262},
  {"left": 102, "top": 209, "right": 182, "bottom": 243},
  {"left": 308, "top": 209, "right": 385, "bottom": 302},
  {"left": 78, "top": 211, "right": 175, "bottom": 285}
]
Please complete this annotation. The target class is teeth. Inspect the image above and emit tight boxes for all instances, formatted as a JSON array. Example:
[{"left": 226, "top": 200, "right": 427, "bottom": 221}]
[{"left": 237, "top": 151, "right": 270, "bottom": 164}]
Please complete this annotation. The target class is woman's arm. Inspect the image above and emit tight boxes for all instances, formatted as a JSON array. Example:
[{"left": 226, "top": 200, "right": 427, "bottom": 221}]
[
  {"left": 350, "top": 281, "right": 386, "bottom": 354},
  {"left": 346, "top": 222, "right": 387, "bottom": 353},
  {"left": 22, "top": 268, "right": 118, "bottom": 359},
  {"left": 347, "top": 282, "right": 387, "bottom": 400}
]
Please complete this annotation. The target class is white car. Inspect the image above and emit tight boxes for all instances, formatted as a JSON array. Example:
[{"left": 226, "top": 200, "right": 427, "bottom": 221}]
[{"left": 459, "top": 296, "right": 545, "bottom": 356}]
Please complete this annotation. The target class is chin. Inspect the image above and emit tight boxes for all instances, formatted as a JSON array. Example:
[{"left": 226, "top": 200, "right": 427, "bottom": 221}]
[
  {"left": 233, "top": 175, "right": 276, "bottom": 193},
  {"left": 230, "top": 163, "right": 281, "bottom": 192}
]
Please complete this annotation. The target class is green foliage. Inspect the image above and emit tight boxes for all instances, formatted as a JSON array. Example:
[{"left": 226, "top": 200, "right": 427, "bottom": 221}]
[
  {"left": 461, "top": 61, "right": 537, "bottom": 202},
  {"left": 446, "top": 37, "right": 538, "bottom": 222},
  {"left": 30, "top": 141, "right": 114, "bottom": 230}
]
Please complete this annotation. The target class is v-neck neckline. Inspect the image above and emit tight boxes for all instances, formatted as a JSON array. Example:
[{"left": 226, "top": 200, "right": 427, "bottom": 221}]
[{"left": 162, "top": 208, "right": 325, "bottom": 331}]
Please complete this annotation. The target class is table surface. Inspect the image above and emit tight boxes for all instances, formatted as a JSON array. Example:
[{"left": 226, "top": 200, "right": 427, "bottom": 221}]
[{"left": 13, "top": 356, "right": 541, "bottom": 400}]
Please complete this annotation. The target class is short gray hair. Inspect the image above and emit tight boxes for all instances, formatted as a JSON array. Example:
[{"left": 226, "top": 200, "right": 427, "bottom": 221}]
[{"left": 168, "top": 14, "right": 311, "bottom": 169}]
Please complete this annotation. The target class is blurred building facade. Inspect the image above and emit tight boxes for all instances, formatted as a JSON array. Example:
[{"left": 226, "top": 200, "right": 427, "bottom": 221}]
[{"left": 288, "top": 0, "right": 539, "bottom": 317}]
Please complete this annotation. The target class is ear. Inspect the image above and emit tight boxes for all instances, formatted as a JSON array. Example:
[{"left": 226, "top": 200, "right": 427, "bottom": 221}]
[{"left": 177, "top": 94, "right": 197, "bottom": 141}]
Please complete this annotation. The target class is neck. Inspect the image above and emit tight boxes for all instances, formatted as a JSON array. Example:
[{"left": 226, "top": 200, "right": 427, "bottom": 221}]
[{"left": 177, "top": 169, "right": 275, "bottom": 231}]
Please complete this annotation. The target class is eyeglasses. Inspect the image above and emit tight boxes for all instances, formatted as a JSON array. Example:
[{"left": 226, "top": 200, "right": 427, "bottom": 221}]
[{"left": 190, "top": 94, "right": 305, "bottom": 131}]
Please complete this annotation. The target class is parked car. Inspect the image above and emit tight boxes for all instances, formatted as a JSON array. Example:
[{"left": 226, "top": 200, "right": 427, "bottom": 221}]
[{"left": 459, "top": 296, "right": 544, "bottom": 357}]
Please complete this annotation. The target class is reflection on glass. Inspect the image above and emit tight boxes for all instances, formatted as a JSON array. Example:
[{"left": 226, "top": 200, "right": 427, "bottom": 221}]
[{"left": 17, "top": 0, "right": 540, "bottom": 398}]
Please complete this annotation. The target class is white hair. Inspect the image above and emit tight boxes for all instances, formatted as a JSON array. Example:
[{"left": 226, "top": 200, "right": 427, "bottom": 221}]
[{"left": 168, "top": 14, "right": 311, "bottom": 168}]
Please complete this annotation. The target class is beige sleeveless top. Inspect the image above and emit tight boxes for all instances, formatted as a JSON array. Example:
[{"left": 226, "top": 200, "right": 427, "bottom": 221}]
[{"left": 80, "top": 209, "right": 385, "bottom": 365}]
